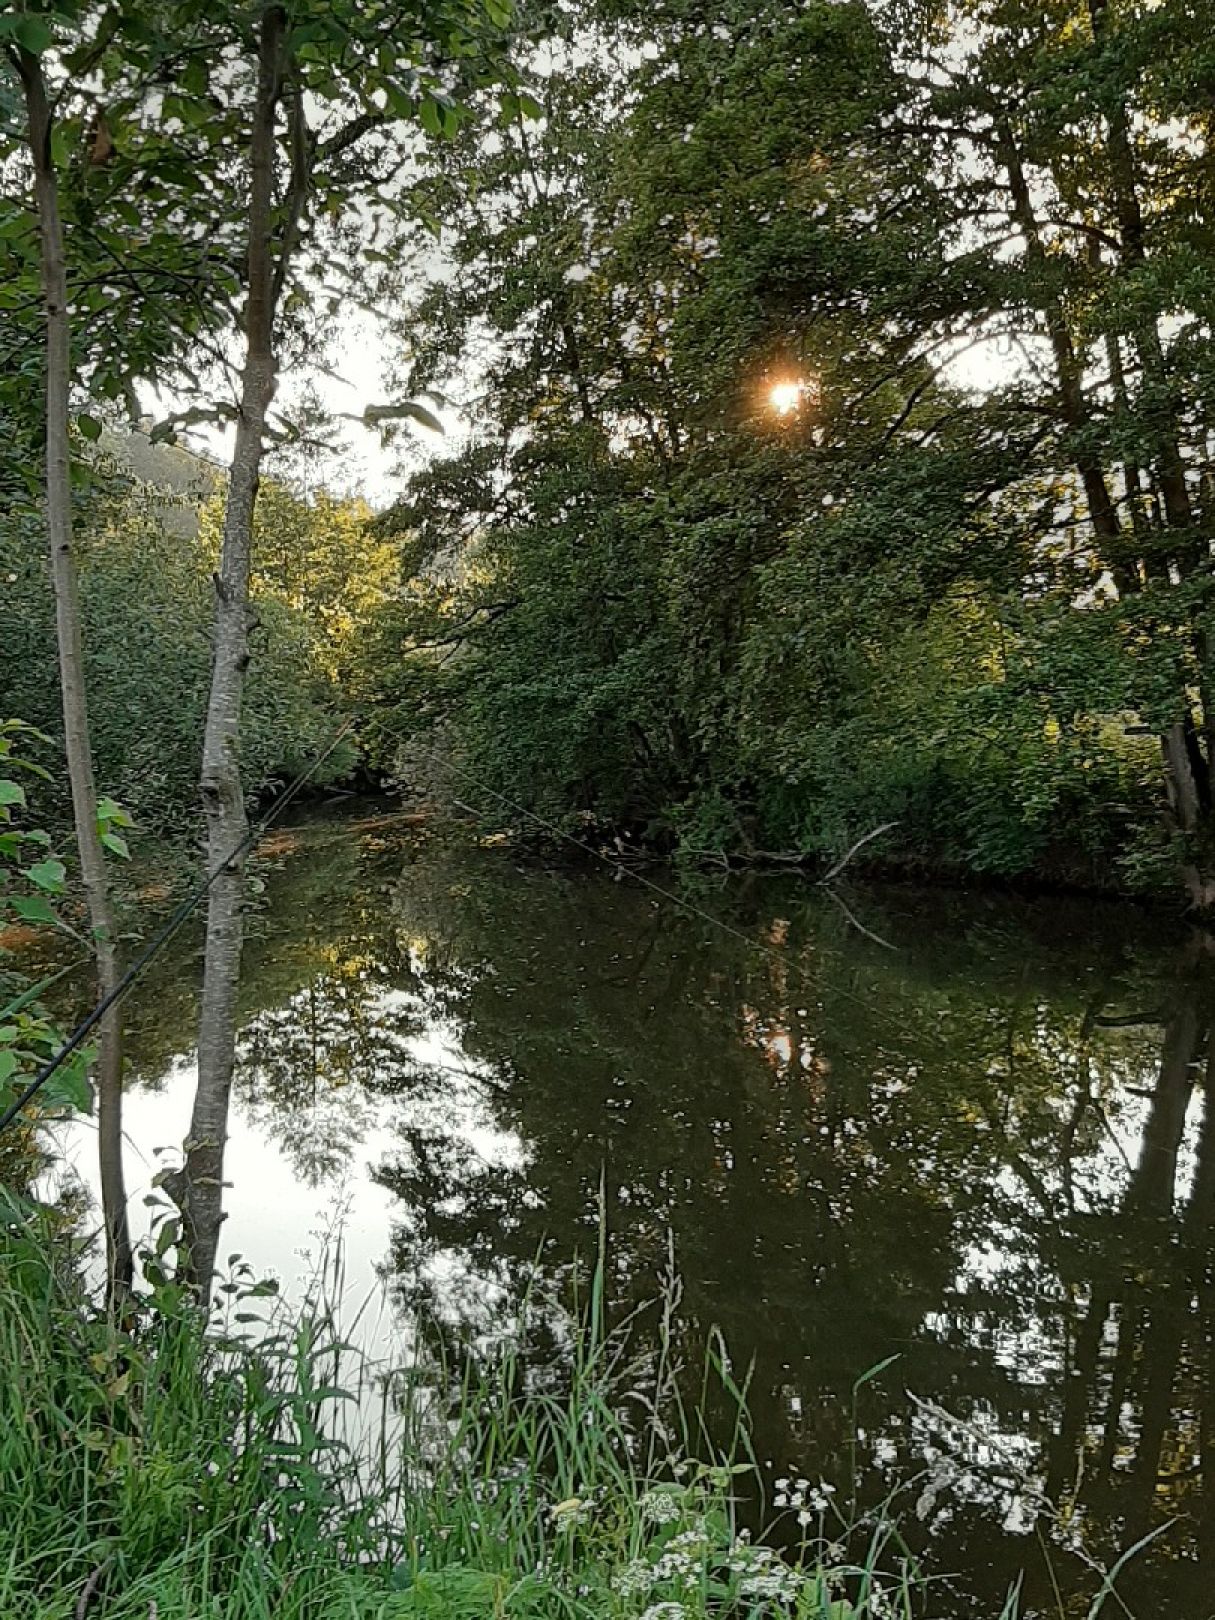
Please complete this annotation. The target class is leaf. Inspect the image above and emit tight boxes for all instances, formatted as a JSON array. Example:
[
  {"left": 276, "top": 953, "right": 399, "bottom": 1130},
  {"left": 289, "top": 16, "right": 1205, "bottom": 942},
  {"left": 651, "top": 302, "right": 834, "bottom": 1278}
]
[
  {"left": 101, "top": 831, "right": 130, "bottom": 859},
  {"left": 23, "top": 858, "right": 66, "bottom": 894},
  {"left": 182, "top": 56, "right": 208, "bottom": 95},
  {"left": 77, "top": 413, "right": 103, "bottom": 442},
  {"left": 13, "top": 14, "right": 54, "bottom": 54},
  {"left": 96, "top": 800, "right": 132, "bottom": 829},
  {"left": 385, "top": 81, "right": 415, "bottom": 118},
  {"left": 10, "top": 894, "right": 58, "bottom": 927},
  {"left": 0, "top": 779, "right": 26, "bottom": 808},
  {"left": 852, "top": 1353, "right": 900, "bottom": 1393},
  {"left": 1, "top": 968, "right": 75, "bottom": 1021},
  {"left": 39, "top": 1059, "right": 92, "bottom": 1116},
  {"left": 96, "top": 796, "right": 133, "bottom": 827},
  {"left": 0, "top": 1049, "right": 17, "bottom": 1086}
]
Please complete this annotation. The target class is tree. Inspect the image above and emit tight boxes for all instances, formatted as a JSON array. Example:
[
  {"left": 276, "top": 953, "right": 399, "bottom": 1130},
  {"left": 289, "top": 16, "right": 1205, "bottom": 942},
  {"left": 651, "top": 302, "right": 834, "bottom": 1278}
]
[
  {"left": 3, "top": 0, "right": 513, "bottom": 1297},
  {"left": 6, "top": 12, "right": 137, "bottom": 1297},
  {"left": 367, "top": 0, "right": 1215, "bottom": 904},
  {"left": 885, "top": 0, "right": 1215, "bottom": 902},
  {"left": 171, "top": 0, "right": 513, "bottom": 1299}
]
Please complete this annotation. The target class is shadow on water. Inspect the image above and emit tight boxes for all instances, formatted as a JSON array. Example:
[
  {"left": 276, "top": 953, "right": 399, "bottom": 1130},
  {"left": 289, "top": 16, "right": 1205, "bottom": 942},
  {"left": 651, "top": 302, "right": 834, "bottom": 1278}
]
[{"left": 109, "top": 811, "right": 1215, "bottom": 1614}]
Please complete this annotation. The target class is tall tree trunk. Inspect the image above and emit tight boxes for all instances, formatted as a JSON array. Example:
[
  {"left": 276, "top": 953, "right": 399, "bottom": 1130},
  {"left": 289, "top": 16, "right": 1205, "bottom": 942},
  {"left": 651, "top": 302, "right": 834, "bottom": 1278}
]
[
  {"left": 1088, "top": 0, "right": 1197, "bottom": 541},
  {"left": 174, "top": 6, "right": 286, "bottom": 1301},
  {"left": 1085, "top": 0, "right": 1215, "bottom": 903},
  {"left": 17, "top": 47, "right": 133, "bottom": 1303},
  {"left": 1000, "top": 110, "right": 1214, "bottom": 903},
  {"left": 996, "top": 121, "right": 1126, "bottom": 559}
]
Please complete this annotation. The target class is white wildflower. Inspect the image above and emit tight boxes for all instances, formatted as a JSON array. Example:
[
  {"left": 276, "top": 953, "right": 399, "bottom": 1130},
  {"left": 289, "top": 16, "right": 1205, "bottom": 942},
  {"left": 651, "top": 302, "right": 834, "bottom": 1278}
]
[
  {"left": 652, "top": 1550, "right": 697, "bottom": 1584},
  {"left": 614, "top": 1560, "right": 653, "bottom": 1598},
  {"left": 727, "top": 1541, "right": 802, "bottom": 1603},
  {"left": 868, "top": 1580, "right": 893, "bottom": 1617},
  {"left": 739, "top": 1568, "right": 801, "bottom": 1602},
  {"left": 641, "top": 1488, "right": 683, "bottom": 1524},
  {"left": 669, "top": 1527, "right": 708, "bottom": 1552},
  {"left": 639, "top": 1605, "right": 686, "bottom": 1620}
]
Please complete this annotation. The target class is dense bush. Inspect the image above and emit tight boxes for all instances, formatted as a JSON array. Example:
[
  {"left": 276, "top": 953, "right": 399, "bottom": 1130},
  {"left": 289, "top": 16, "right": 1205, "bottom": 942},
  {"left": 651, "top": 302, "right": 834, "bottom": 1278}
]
[
  {"left": 0, "top": 472, "right": 379, "bottom": 839},
  {"left": 355, "top": 0, "right": 1210, "bottom": 899}
]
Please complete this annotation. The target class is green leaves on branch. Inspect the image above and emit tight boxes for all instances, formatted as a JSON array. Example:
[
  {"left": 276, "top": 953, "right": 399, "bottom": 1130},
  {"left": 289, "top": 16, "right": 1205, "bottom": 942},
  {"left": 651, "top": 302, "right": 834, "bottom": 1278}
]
[
  {"left": 97, "top": 796, "right": 133, "bottom": 860},
  {"left": 0, "top": 724, "right": 94, "bottom": 1119},
  {"left": 0, "top": 0, "right": 515, "bottom": 509}
]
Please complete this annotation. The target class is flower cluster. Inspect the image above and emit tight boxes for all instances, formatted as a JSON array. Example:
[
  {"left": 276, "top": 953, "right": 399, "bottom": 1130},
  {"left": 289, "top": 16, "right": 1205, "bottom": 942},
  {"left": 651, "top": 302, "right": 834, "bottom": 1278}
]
[
  {"left": 650, "top": 1545, "right": 703, "bottom": 1592},
  {"left": 726, "top": 1542, "right": 802, "bottom": 1604},
  {"left": 867, "top": 1579, "right": 895, "bottom": 1616},
  {"left": 614, "top": 1559, "right": 656, "bottom": 1598},
  {"left": 773, "top": 1475, "right": 837, "bottom": 1526},
  {"left": 667, "top": 1526, "right": 709, "bottom": 1553},
  {"left": 640, "top": 1487, "right": 684, "bottom": 1524}
]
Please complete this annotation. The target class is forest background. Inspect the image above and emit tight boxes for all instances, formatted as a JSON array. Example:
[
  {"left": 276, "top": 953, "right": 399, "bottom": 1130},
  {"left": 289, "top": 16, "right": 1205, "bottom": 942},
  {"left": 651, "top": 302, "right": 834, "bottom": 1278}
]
[{"left": 5, "top": 0, "right": 1215, "bottom": 909}]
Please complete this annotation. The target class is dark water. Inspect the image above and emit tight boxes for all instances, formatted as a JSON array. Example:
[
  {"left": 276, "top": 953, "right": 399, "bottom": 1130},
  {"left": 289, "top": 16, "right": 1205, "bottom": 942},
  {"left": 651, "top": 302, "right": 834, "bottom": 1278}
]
[{"left": 92, "top": 812, "right": 1215, "bottom": 1615}]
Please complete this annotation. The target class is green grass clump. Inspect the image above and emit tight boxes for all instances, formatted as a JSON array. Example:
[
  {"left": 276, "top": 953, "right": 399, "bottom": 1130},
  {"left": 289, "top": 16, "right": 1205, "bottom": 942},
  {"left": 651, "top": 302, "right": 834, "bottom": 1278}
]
[{"left": 0, "top": 1206, "right": 1141, "bottom": 1620}]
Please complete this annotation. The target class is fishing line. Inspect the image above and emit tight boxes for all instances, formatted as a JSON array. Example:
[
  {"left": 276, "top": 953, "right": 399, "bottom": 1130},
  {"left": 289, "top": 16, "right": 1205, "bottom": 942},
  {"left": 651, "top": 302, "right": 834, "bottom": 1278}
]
[{"left": 0, "top": 718, "right": 355, "bottom": 1137}]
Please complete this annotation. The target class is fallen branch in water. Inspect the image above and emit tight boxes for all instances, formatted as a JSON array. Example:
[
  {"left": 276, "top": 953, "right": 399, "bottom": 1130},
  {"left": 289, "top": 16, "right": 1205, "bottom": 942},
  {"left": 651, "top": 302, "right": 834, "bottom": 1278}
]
[{"left": 819, "top": 821, "right": 900, "bottom": 886}]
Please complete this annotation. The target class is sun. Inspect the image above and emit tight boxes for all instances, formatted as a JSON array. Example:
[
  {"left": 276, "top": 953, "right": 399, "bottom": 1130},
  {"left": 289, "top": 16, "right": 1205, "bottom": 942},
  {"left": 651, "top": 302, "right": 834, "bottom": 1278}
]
[{"left": 769, "top": 379, "right": 805, "bottom": 416}]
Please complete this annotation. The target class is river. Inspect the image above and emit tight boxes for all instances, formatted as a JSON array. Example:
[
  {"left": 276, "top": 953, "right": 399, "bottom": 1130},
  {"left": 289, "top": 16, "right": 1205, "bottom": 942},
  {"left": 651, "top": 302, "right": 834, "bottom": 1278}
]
[{"left": 52, "top": 807, "right": 1215, "bottom": 1615}]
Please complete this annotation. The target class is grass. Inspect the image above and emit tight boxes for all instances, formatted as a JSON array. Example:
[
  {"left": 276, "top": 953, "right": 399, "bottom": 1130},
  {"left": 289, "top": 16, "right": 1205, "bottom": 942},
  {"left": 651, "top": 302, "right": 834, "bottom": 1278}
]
[{"left": 0, "top": 1203, "right": 1144, "bottom": 1620}]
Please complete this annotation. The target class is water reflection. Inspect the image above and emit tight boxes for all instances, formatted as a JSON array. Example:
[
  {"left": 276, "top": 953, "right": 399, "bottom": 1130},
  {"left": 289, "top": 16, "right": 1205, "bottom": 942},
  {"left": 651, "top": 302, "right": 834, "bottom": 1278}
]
[{"left": 99, "top": 817, "right": 1215, "bottom": 1612}]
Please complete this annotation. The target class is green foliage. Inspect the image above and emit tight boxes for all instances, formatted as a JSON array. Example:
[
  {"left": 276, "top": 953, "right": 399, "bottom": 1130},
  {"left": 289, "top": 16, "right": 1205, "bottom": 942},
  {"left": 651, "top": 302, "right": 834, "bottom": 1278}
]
[
  {"left": 0, "top": 721, "right": 95, "bottom": 1136},
  {"left": 0, "top": 1200, "right": 1141, "bottom": 1618},
  {"left": 0, "top": 478, "right": 377, "bottom": 834},
  {"left": 0, "top": 0, "right": 516, "bottom": 477},
  {"left": 357, "top": 0, "right": 1215, "bottom": 895}
]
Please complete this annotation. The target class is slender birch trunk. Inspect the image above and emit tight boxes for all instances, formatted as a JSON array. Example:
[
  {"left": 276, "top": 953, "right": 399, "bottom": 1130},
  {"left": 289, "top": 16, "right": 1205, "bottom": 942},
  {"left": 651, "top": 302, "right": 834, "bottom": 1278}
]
[
  {"left": 175, "top": 6, "right": 286, "bottom": 1300},
  {"left": 17, "top": 47, "right": 133, "bottom": 1303}
]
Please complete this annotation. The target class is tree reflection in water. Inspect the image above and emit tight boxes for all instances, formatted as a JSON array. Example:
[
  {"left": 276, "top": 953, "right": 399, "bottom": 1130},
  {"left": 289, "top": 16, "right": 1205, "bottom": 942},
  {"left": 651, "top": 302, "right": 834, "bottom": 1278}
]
[{"left": 125, "top": 816, "right": 1215, "bottom": 1613}]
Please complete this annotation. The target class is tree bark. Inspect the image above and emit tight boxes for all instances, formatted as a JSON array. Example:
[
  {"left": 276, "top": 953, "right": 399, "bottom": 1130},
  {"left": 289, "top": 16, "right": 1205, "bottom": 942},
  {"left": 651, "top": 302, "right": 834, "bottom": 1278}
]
[
  {"left": 17, "top": 47, "right": 133, "bottom": 1303},
  {"left": 174, "top": 6, "right": 286, "bottom": 1301}
]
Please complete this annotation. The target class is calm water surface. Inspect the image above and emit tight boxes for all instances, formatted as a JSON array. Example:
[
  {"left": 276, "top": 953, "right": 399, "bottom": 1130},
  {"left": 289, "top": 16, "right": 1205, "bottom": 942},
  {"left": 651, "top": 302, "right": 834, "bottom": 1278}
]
[{"left": 57, "top": 811, "right": 1215, "bottom": 1614}]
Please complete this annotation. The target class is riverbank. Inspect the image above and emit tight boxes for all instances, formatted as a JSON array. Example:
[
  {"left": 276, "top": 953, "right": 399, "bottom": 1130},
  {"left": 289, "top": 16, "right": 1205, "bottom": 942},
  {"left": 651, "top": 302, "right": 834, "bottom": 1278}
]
[
  {"left": 7, "top": 811, "right": 1204, "bottom": 1615},
  {"left": 0, "top": 1203, "right": 1150, "bottom": 1620}
]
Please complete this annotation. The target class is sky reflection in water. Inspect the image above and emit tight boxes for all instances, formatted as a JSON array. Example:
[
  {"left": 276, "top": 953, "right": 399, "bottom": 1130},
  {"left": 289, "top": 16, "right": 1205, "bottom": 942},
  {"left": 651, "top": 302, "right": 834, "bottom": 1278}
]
[{"left": 56, "top": 813, "right": 1215, "bottom": 1614}]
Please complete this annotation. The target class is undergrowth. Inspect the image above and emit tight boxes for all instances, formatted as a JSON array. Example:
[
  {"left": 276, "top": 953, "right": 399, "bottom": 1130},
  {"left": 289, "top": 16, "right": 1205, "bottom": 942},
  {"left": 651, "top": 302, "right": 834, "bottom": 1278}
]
[{"left": 0, "top": 1204, "right": 1138, "bottom": 1620}]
